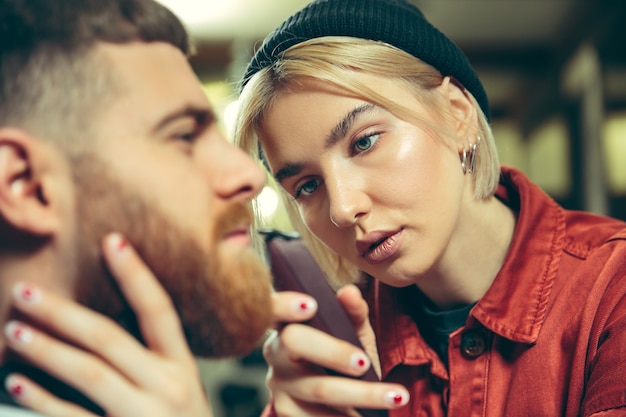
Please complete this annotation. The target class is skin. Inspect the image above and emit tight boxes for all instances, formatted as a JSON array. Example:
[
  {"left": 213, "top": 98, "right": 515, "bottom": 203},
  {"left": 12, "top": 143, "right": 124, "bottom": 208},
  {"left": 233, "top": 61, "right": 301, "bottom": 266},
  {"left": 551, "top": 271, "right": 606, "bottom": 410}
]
[
  {"left": 4, "top": 236, "right": 320, "bottom": 417},
  {"left": 5, "top": 236, "right": 215, "bottom": 417},
  {"left": 87, "top": 42, "right": 261, "bottom": 253},
  {"left": 0, "top": 41, "right": 274, "bottom": 416},
  {"left": 1, "top": 49, "right": 517, "bottom": 417},
  {"left": 260, "top": 75, "right": 515, "bottom": 308},
  {"left": 68, "top": 41, "right": 274, "bottom": 358},
  {"left": 256, "top": 74, "right": 517, "bottom": 415}
]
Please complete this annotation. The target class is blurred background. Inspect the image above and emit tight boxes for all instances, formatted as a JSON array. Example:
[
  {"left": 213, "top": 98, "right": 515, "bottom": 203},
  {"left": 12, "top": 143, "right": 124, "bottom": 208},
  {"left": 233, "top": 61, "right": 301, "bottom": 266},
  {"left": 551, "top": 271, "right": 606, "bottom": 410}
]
[{"left": 154, "top": 0, "right": 626, "bottom": 415}]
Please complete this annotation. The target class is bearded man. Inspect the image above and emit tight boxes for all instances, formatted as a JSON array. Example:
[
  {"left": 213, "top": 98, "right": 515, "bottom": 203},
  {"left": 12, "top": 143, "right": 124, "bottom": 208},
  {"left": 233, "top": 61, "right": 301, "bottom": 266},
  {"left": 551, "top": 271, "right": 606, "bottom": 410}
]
[{"left": 0, "top": 1, "right": 275, "bottom": 415}]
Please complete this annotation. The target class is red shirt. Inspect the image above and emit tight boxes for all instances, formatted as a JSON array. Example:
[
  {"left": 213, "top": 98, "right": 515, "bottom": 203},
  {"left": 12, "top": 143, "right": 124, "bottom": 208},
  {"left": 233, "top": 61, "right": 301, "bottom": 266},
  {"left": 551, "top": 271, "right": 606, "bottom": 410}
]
[
  {"left": 367, "top": 166, "right": 626, "bottom": 416},
  {"left": 262, "top": 166, "right": 626, "bottom": 416}
]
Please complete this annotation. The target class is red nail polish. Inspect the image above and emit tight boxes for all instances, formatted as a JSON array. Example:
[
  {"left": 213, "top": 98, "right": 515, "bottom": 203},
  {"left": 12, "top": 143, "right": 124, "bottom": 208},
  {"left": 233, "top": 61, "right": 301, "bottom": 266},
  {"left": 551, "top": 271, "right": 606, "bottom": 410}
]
[
  {"left": 385, "top": 391, "right": 407, "bottom": 407},
  {"left": 14, "top": 326, "right": 25, "bottom": 341},
  {"left": 21, "top": 285, "right": 34, "bottom": 301},
  {"left": 292, "top": 299, "right": 317, "bottom": 315},
  {"left": 350, "top": 353, "right": 370, "bottom": 370},
  {"left": 12, "top": 283, "right": 41, "bottom": 304},
  {"left": 5, "top": 322, "right": 32, "bottom": 344},
  {"left": 117, "top": 236, "right": 128, "bottom": 251},
  {"left": 6, "top": 375, "right": 25, "bottom": 398},
  {"left": 10, "top": 383, "right": 23, "bottom": 397}
]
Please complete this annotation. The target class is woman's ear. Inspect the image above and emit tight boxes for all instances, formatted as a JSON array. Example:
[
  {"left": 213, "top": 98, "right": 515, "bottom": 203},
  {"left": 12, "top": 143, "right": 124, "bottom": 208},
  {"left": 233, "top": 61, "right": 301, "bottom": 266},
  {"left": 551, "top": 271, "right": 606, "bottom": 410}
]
[
  {"left": 0, "top": 128, "right": 60, "bottom": 237},
  {"left": 436, "top": 76, "right": 477, "bottom": 141}
]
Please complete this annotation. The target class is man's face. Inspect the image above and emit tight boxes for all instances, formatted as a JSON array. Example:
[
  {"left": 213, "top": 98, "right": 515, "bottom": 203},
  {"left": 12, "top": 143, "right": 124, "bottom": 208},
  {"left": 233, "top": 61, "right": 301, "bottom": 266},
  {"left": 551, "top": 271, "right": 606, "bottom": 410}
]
[{"left": 70, "top": 41, "right": 272, "bottom": 357}]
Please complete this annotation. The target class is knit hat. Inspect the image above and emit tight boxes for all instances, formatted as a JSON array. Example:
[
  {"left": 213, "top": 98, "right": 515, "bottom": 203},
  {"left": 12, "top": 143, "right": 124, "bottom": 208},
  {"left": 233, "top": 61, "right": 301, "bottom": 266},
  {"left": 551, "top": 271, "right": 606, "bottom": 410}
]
[{"left": 241, "top": 0, "right": 490, "bottom": 120}]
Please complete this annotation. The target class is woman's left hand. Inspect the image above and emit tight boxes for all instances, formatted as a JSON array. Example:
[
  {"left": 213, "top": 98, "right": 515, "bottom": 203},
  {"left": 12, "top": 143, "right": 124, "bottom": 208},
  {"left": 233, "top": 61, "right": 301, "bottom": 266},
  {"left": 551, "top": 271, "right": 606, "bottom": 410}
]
[{"left": 3, "top": 233, "right": 214, "bottom": 417}]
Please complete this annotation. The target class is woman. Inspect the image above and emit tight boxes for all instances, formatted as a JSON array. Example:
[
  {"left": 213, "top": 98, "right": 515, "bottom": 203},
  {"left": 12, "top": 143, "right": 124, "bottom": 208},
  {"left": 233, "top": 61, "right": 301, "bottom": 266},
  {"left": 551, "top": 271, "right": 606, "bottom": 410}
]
[{"left": 234, "top": 0, "right": 626, "bottom": 416}]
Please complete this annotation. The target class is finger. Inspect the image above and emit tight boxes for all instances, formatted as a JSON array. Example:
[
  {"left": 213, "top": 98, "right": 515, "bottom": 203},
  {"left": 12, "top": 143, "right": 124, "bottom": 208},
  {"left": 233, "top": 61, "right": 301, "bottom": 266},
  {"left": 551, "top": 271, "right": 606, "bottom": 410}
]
[
  {"left": 102, "top": 233, "right": 192, "bottom": 361},
  {"left": 336, "top": 285, "right": 369, "bottom": 329},
  {"left": 9, "top": 282, "right": 163, "bottom": 389},
  {"left": 3, "top": 321, "right": 145, "bottom": 417},
  {"left": 273, "top": 390, "right": 361, "bottom": 417},
  {"left": 272, "top": 291, "right": 318, "bottom": 325},
  {"left": 4, "top": 373, "right": 99, "bottom": 417},
  {"left": 273, "top": 373, "right": 409, "bottom": 411},
  {"left": 336, "top": 285, "right": 381, "bottom": 377},
  {"left": 265, "top": 323, "right": 371, "bottom": 378}
]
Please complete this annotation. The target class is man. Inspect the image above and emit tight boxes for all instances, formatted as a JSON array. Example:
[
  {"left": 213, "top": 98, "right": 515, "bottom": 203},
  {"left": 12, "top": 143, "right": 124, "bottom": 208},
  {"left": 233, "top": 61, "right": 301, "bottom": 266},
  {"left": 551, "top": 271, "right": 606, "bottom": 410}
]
[{"left": 0, "top": 0, "right": 275, "bottom": 415}]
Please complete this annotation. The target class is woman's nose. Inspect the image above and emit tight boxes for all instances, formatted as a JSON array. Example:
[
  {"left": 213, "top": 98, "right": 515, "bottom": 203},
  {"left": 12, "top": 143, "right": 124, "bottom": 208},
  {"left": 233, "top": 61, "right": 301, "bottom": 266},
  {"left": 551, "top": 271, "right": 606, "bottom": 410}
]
[{"left": 327, "top": 179, "right": 370, "bottom": 228}]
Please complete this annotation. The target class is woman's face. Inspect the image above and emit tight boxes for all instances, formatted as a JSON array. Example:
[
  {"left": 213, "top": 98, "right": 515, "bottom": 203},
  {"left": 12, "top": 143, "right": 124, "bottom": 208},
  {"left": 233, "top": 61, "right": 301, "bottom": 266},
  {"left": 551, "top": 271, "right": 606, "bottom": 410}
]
[{"left": 259, "top": 74, "right": 470, "bottom": 286}]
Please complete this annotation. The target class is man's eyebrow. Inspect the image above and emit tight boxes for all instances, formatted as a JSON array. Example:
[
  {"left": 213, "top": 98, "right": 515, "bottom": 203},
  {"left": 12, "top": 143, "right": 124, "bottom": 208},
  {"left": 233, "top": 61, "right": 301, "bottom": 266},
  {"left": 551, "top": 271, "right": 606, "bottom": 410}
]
[
  {"left": 326, "top": 103, "right": 377, "bottom": 149},
  {"left": 151, "top": 105, "right": 216, "bottom": 133}
]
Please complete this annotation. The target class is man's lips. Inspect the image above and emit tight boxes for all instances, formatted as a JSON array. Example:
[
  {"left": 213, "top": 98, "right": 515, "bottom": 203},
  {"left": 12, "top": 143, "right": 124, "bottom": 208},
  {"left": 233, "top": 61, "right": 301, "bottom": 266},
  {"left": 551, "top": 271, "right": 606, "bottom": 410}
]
[{"left": 223, "top": 226, "right": 252, "bottom": 245}]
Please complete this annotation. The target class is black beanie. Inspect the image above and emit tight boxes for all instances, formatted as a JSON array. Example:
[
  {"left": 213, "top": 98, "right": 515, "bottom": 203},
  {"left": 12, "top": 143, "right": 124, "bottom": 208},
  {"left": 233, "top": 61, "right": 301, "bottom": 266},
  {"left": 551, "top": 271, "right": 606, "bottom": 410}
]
[{"left": 241, "top": 0, "right": 490, "bottom": 121}]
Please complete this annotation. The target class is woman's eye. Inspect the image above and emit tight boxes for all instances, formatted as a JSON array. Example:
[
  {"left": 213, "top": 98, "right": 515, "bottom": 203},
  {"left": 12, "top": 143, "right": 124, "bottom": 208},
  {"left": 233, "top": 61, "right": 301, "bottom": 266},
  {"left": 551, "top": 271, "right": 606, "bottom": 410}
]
[
  {"left": 352, "top": 133, "right": 380, "bottom": 154},
  {"left": 295, "top": 179, "right": 321, "bottom": 199}
]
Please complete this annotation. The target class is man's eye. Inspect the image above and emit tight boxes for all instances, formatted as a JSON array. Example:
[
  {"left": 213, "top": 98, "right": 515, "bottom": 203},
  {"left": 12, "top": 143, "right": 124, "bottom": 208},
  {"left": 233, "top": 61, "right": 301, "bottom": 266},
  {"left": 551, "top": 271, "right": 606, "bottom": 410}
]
[{"left": 175, "top": 131, "right": 197, "bottom": 142}]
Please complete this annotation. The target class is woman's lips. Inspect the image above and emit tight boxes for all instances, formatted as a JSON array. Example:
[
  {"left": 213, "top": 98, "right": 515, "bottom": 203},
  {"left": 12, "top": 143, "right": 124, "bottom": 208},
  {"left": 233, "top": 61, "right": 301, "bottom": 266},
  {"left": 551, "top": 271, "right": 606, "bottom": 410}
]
[{"left": 357, "top": 229, "right": 404, "bottom": 264}]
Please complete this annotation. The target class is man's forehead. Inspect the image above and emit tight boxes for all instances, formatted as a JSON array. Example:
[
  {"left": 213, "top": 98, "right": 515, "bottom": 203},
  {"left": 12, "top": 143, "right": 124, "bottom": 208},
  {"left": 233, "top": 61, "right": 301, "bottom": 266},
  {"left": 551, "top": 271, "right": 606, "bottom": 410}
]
[
  {"left": 94, "top": 41, "right": 201, "bottom": 95},
  {"left": 92, "top": 41, "right": 211, "bottom": 123}
]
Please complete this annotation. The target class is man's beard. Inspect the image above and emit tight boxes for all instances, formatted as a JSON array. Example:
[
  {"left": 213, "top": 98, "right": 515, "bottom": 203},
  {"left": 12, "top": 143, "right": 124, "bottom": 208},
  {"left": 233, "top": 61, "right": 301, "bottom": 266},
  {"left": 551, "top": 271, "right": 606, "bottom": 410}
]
[{"left": 71, "top": 155, "right": 273, "bottom": 358}]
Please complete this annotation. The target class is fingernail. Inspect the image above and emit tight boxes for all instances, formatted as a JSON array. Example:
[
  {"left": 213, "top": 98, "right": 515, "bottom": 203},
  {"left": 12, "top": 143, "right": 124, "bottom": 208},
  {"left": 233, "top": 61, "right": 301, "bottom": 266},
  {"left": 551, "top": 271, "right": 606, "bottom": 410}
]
[
  {"left": 350, "top": 352, "right": 370, "bottom": 371},
  {"left": 293, "top": 298, "right": 317, "bottom": 315},
  {"left": 5, "top": 374, "right": 26, "bottom": 398},
  {"left": 107, "top": 233, "right": 128, "bottom": 252},
  {"left": 385, "top": 390, "right": 409, "bottom": 408},
  {"left": 11, "top": 179, "right": 24, "bottom": 195},
  {"left": 12, "top": 282, "right": 41, "bottom": 304},
  {"left": 4, "top": 321, "right": 33, "bottom": 345}
]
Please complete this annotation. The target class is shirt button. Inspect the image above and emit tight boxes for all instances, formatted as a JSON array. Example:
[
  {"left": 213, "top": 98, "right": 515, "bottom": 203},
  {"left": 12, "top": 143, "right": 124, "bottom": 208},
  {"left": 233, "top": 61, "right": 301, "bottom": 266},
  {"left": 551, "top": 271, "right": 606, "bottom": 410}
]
[{"left": 460, "top": 330, "right": 486, "bottom": 359}]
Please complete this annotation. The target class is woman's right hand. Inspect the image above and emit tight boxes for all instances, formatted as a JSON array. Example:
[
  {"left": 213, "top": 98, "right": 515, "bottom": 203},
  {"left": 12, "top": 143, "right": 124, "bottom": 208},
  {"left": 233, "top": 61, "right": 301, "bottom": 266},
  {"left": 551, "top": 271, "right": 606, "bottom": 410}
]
[{"left": 266, "top": 286, "right": 410, "bottom": 416}]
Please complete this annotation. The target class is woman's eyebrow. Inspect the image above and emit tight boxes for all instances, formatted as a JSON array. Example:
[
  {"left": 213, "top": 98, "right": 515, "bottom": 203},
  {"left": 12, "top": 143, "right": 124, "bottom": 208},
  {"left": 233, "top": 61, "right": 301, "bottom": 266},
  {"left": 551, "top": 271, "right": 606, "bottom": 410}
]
[
  {"left": 326, "top": 103, "right": 377, "bottom": 148},
  {"left": 274, "top": 162, "right": 302, "bottom": 185},
  {"left": 274, "top": 103, "right": 378, "bottom": 185}
]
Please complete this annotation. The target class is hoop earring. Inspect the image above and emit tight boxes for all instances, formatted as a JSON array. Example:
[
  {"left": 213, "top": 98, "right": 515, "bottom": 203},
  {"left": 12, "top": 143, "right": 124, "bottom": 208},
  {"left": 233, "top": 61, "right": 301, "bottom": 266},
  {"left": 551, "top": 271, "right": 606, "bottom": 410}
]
[{"left": 460, "top": 135, "right": 481, "bottom": 175}]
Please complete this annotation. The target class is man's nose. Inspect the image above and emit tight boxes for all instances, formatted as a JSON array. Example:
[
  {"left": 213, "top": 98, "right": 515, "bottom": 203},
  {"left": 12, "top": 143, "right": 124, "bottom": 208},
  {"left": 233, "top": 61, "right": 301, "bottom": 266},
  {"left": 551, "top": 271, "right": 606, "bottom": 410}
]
[{"left": 214, "top": 143, "right": 266, "bottom": 203}]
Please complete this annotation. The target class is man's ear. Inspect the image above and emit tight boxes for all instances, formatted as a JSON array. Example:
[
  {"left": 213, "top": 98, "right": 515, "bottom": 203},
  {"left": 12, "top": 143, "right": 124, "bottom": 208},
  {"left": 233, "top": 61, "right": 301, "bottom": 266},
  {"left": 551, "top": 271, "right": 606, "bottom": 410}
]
[
  {"left": 436, "top": 76, "right": 478, "bottom": 141},
  {"left": 0, "top": 128, "right": 60, "bottom": 237}
]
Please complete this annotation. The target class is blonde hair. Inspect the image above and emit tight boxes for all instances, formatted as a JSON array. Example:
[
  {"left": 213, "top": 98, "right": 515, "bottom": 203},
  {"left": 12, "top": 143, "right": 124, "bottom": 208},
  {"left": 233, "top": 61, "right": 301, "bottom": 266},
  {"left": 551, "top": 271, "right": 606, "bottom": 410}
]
[{"left": 234, "top": 37, "right": 500, "bottom": 287}]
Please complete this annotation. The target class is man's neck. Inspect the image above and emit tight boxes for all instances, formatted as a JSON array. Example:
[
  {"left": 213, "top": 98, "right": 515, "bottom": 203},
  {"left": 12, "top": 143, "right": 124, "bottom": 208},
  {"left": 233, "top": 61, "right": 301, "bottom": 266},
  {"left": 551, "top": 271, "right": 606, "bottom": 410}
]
[
  {"left": 1, "top": 244, "right": 76, "bottom": 321},
  {"left": 0, "top": 245, "right": 76, "bottom": 370},
  {"left": 0, "top": 317, "right": 105, "bottom": 414}
]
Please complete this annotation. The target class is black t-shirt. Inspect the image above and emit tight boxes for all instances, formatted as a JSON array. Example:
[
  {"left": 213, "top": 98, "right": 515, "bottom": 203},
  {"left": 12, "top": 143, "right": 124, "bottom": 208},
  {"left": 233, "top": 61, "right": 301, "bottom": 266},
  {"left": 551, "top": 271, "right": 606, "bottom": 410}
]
[{"left": 401, "top": 285, "right": 475, "bottom": 366}]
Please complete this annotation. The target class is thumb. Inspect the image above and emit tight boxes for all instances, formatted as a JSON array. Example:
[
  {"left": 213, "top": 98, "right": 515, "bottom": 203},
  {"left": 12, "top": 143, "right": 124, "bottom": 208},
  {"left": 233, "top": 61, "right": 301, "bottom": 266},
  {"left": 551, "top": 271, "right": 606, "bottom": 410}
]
[{"left": 336, "top": 284, "right": 382, "bottom": 378}]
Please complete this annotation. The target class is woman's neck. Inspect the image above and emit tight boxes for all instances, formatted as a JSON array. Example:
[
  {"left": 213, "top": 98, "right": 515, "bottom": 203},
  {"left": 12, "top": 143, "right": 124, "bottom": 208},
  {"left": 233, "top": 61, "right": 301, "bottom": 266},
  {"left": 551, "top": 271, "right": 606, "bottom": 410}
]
[{"left": 417, "top": 195, "right": 517, "bottom": 310}]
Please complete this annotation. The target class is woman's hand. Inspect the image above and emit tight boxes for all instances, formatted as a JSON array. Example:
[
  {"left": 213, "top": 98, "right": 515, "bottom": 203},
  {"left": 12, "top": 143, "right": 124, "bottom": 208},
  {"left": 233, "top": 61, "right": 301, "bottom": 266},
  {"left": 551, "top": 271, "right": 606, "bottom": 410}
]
[
  {"left": 3, "top": 233, "right": 213, "bottom": 417},
  {"left": 266, "top": 286, "right": 410, "bottom": 417}
]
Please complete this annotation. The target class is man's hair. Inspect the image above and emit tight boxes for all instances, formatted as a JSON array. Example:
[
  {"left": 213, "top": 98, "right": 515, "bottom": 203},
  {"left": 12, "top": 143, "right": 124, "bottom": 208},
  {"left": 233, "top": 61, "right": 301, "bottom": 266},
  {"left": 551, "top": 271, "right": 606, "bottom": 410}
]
[{"left": 0, "top": 0, "right": 191, "bottom": 148}]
